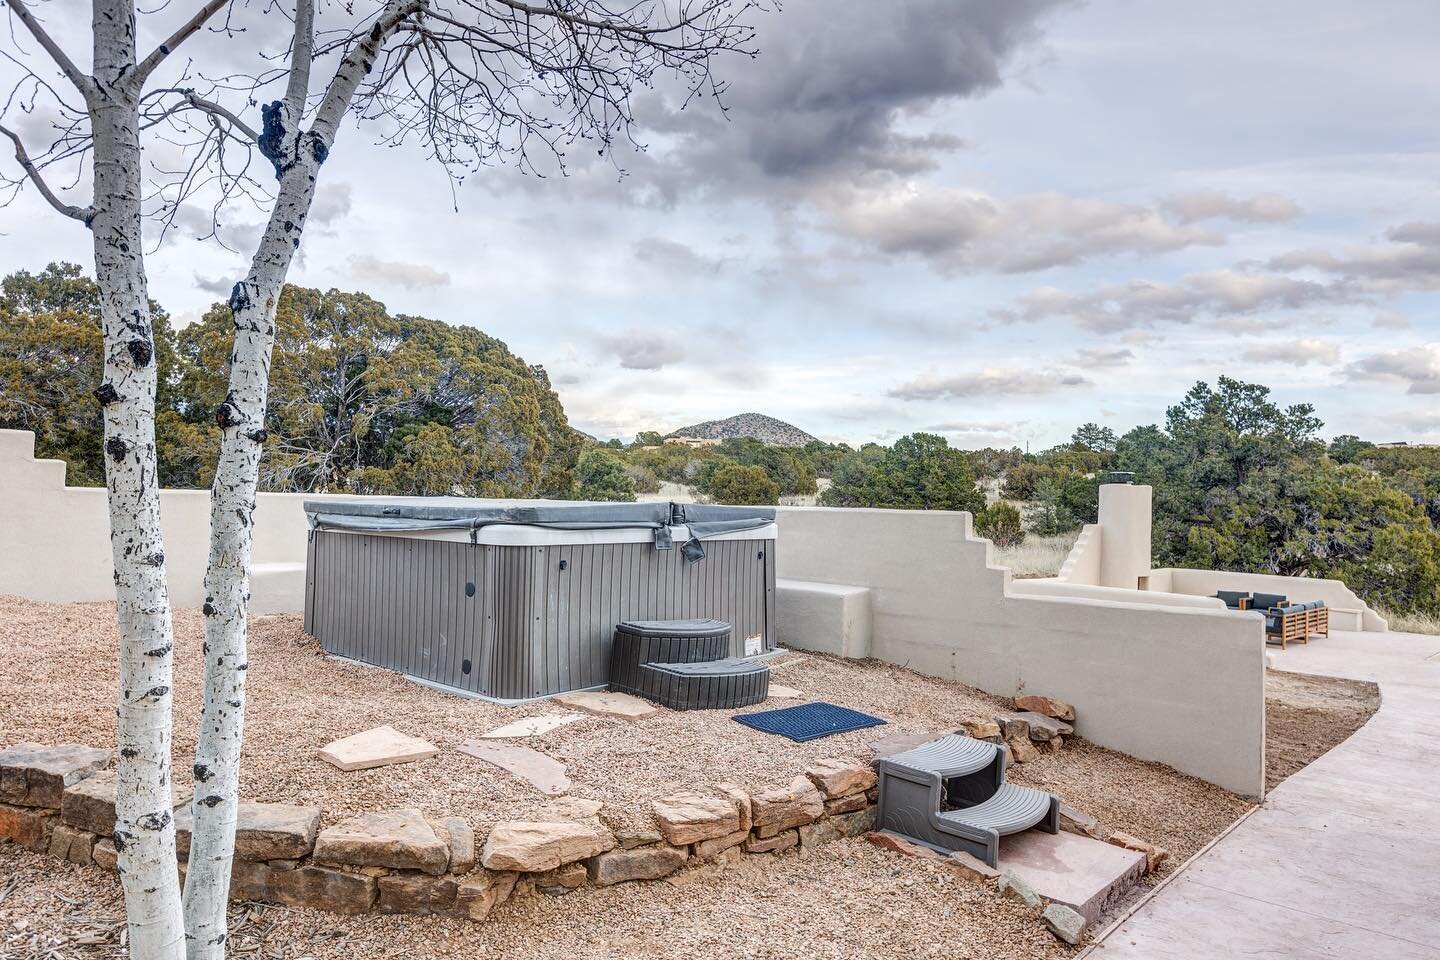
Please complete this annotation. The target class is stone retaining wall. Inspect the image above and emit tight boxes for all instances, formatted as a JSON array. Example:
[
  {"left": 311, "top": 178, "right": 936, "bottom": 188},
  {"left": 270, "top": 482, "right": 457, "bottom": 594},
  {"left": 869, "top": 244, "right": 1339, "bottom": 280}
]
[{"left": 0, "top": 742, "right": 878, "bottom": 921}]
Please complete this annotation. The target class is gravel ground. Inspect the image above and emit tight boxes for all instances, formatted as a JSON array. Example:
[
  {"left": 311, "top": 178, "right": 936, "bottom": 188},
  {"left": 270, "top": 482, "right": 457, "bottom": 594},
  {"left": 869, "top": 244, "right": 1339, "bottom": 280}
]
[
  {"left": 0, "top": 596, "right": 1251, "bottom": 851},
  {"left": 1, "top": 839, "right": 1071, "bottom": 960},
  {"left": 1263, "top": 669, "right": 1379, "bottom": 791},
  {"left": 0, "top": 596, "right": 1378, "bottom": 958}
]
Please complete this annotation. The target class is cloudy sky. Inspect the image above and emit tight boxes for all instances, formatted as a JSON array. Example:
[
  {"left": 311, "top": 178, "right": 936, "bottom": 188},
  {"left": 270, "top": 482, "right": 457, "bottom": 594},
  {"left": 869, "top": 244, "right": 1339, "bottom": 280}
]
[{"left": 3, "top": 0, "right": 1438, "bottom": 447}]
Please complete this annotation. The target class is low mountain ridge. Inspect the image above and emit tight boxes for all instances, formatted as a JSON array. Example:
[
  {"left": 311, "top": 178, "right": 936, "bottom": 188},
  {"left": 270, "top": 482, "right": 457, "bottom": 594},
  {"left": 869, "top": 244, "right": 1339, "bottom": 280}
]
[{"left": 671, "top": 412, "right": 817, "bottom": 447}]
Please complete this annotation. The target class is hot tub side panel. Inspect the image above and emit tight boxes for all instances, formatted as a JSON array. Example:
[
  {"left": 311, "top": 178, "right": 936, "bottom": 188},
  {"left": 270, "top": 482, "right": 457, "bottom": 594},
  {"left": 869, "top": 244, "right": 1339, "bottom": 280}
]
[{"left": 305, "top": 531, "right": 490, "bottom": 694}]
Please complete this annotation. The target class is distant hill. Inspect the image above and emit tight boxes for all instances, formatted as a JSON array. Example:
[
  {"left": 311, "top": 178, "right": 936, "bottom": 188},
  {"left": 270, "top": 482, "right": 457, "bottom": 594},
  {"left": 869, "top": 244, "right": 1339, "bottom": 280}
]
[{"left": 671, "top": 413, "right": 818, "bottom": 447}]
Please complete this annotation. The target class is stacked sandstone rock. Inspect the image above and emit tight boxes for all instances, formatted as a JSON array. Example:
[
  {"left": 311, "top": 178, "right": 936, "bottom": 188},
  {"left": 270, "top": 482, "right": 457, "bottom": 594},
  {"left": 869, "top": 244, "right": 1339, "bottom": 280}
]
[
  {"left": 958, "top": 694, "right": 1076, "bottom": 764},
  {"left": 0, "top": 743, "right": 882, "bottom": 922}
]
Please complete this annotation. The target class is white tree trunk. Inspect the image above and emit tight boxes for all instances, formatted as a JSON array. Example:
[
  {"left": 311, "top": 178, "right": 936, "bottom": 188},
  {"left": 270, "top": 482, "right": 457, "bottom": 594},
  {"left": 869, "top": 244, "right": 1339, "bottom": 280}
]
[
  {"left": 89, "top": 1, "right": 186, "bottom": 956},
  {"left": 182, "top": 5, "right": 412, "bottom": 952}
]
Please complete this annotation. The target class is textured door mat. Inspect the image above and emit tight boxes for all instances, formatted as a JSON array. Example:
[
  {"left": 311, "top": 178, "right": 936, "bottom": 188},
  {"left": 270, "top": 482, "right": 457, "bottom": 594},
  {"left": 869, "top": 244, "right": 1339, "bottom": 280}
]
[{"left": 733, "top": 702, "right": 886, "bottom": 742}]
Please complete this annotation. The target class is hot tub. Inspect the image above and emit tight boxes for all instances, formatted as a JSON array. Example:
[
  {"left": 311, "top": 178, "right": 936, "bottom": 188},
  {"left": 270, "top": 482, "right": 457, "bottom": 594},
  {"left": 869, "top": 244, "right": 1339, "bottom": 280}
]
[{"left": 302, "top": 499, "right": 776, "bottom": 703}]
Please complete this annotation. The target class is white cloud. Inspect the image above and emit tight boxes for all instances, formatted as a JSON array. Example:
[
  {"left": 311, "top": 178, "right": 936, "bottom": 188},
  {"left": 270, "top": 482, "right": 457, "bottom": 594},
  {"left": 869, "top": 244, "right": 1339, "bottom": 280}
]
[
  {"left": 1160, "top": 191, "right": 1301, "bottom": 224},
  {"left": 596, "top": 327, "right": 687, "bottom": 371},
  {"left": 1239, "top": 338, "right": 1340, "bottom": 365},
  {"left": 819, "top": 182, "right": 1221, "bottom": 274},
  {"left": 889, "top": 367, "right": 1091, "bottom": 400},
  {"left": 1344, "top": 342, "right": 1440, "bottom": 394},
  {"left": 345, "top": 255, "right": 450, "bottom": 289}
]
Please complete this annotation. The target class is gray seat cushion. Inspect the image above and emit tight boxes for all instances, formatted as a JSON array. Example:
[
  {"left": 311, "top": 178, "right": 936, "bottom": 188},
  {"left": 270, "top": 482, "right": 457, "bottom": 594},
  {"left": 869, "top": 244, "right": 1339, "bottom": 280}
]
[{"left": 1252, "top": 592, "right": 1288, "bottom": 610}]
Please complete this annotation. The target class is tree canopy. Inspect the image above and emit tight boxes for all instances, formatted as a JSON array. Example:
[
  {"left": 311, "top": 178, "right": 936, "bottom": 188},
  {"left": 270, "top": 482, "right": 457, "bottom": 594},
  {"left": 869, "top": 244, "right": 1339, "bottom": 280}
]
[
  {"left": 1, "top": 265, "right": 581, "bottom": 497},
  {"left": 820, "top": 432, "right": 985, "bottom": 512}
]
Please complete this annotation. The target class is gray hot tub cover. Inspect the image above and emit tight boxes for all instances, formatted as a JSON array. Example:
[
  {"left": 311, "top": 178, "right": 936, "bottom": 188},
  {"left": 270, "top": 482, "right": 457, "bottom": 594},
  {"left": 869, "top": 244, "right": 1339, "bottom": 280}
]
[{"left": 303, "top": 499, "right": 775, "bottom": 547}]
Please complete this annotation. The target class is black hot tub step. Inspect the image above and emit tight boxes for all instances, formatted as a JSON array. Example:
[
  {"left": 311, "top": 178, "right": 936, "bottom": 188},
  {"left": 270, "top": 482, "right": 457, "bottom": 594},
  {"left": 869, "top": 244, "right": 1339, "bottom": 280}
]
[{"left": 631, "top": 658, "right": 770, "bottom": 711}]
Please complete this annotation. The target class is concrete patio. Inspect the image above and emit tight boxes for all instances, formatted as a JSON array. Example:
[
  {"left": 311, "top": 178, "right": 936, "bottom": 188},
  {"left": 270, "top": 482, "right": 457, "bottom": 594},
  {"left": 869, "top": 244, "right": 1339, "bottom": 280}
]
[{"left": 1088, "top": 628, "right": 1440, "bottom": 959}]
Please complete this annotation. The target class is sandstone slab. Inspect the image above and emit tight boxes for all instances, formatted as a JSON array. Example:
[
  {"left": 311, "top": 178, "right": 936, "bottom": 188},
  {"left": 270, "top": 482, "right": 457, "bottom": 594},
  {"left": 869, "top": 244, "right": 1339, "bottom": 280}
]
[
  {"left": 48, "top": 823, "right": 96, "bottom": 865},
  {"left": 1015, "top": 695, "right": 1076, "bottom": 722},
  {"left": 767, "top": 684, "right": 803, "bottom": 699},
  {"left": 456, "top": 741, "right": 571, "bottom": 795},
  {"left": 231, "top": 862, "right": 378, "bottom": 914},
  {"left": 174, "top": 801, "right": 321, "bottom": 861},
  {"left": 533, "top": 862, "right": 589, "bottom": 895},
  {"left": 947, "top": 850, "right": 999, "bottom": 882},
  {"left": 452, "top": 870, "right": 518, "bottom": 920},
  {"left": 994, "top": 714, "right": 1031, "bottom": 741},
  {"left": 1059, "top": 803, "right": 1103, "bottom": 839},
  {"left": 1015, "top": 711, "right": 1074, "bottom": 741},
  {"left": 714, "top": 782, "right": 752, "bottom": 833},
  {"left": 537, "top": 796, "right": 604, "bottom": 822},
  {"left": 62, "top": 770, "right": 191, "bottom": 838},
  {"left": 866, "top": 830, "right": 943, "bottom": 861},
  {"left": 313, "top": 808, "right": 449, "bottom": 875},
  {"left": 588, "top": 844, "right": 687, "bottom": 885},
  {"left": 804, "top": 758, "right": 877, "bottom": 799},
  {"left": 1007, "top": 736, "right": 1040, "bottom": 763},
  {"left": 751, "top": 776, "right": 824, "bottom": 837},
  {"left": 439, "top": 816, "right": 476, "bottom": 874},
  {"left": 480, "top": 714, "right": 583, "bottom": 739},
  {"left": 1107, "top": 830, "right": 1169, "bottom": 873},
  {"left": 1000, "top": 828, "right": 1147, "bottom": 924},
  {"left": 377, "top": 872, "right": 459, "bottom": 915},
  {"left": 553, "top": 690, "right": 658, "bottom": 720},
  {"left": 481, "top": 820, "right": 615, "bottom": 872},
  {"left": 318, "top": 725, "right": 439, "bottom": 772},
  {"left": 693, "top": 828, "right": 749, "bottom": 861},
  {"left": 92, "top": 837, "right": 118, "bottom": 870},
  {"left": 959, "top": 720, "right": 1002, "bottom": 741},
  {"left": 0, "top": 802, "right": 55, "bottom": 851},
  {"left": 825, "top": 793, "right": 868, "bottom": 816},
  {"left": 653, "top": 792, "right": 740, "bottom": 845},
  {"left": 743, "top": 828, "right": 798, "bottom": 853},
  {"left": 0, "top": 743, "right": 110, "bottom": 809}
]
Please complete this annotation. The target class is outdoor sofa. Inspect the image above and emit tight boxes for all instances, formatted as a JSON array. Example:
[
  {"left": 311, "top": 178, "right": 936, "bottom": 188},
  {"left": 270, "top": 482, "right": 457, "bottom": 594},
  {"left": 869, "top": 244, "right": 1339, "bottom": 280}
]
[{"left": 1213, "top": 591, "right": 1329, "bottom": 649}]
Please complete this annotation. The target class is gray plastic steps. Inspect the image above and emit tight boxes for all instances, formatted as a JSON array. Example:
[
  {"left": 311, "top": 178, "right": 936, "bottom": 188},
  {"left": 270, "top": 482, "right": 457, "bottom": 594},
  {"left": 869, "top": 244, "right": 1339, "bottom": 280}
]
[
  {"left": 937, "top": 783, "right": 1056, "bottom": 832},
  {"left": 638, "top": 659, "right": 770, "bottom": 710},
  {"left": 876, "top": 734, "right": 1060, "bottom": 867}
]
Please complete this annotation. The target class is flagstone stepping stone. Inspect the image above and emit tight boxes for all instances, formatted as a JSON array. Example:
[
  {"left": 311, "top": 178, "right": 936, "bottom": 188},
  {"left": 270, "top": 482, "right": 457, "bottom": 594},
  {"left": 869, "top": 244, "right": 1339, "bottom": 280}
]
[
  {"left": 552, "top": 690, "right": 658, "bottom": 720},
  {"left": 480, "top": 714, "right": 583, "bottom": 739},
  {"left": 318, "top": 725, "right": 439, "bottom": 771},
  {"left": 455, "top": 741, "right": 571, "bottom": 795},
  {"left": 313, "top": 808, "right": 450, "bottom": 875},
  {"left": 0, "top": 743, "right": 111, "bottom": 808},
  {"left": 767, "top": 684, "right": 803, "bottom": 699}
]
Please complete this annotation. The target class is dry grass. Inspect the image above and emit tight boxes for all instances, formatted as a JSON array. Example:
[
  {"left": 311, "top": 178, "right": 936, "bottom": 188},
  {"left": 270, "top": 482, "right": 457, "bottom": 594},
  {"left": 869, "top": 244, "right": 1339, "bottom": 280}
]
[
  {"left": 1374, "top": 606, "right": 1440, "bottom": 636},
  {"left": 992, "top": 533, "right": 1077, "bottom": 579}
]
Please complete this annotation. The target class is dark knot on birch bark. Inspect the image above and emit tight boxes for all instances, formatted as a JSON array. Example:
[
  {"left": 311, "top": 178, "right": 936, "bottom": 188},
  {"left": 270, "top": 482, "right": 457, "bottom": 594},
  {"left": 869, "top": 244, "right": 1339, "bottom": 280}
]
[
  {"left": 94, "top": 382, "right": 121, "bottom": 405},
  {"left": 105, "top": 436, "right": 130, "bottom": 461},
  {"left": 216, "top": 396, "right": 244, "bottom": 429},
  {"left": 228, "top": 281, "right": 253, "bottom": 313},
  {"left": 126, "top": 337, "right": 152, "bottom": 367},
  {"left": 258, "top": 101, "right": 294, "bottom": 179}
]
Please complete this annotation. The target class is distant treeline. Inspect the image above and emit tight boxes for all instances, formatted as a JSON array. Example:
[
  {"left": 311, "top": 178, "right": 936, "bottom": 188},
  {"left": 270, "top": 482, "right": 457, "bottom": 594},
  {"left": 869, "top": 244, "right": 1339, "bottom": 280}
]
[{"left": 3, "top": 264, "right": 1435, "bottom": 615}]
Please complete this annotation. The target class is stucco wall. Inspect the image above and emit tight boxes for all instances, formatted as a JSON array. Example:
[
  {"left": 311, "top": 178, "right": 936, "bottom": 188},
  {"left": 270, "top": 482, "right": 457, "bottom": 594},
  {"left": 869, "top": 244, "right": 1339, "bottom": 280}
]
[
  {"left": 774, "top": 506, "right": 1266, "bottom": 797},
  {"left": 1055, "top": 523, "right": 1101, "bottom": 583},
  {"left": 1096, "top": 483, "right": 1153, "bottom": 589},
  {"left": 0, "top": 430, "right": 333, "bottom": 613}
]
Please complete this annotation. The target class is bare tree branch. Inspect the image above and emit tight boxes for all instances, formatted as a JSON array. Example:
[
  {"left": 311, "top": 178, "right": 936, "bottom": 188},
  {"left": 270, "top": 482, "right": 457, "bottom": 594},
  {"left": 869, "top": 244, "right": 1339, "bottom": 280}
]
[
  {"left": 1, "top": 0, "right": 92, "bottom": 95},
  {"left": 135, "top": 0, "right": 234, "bottom": 85},
  {"left": 0, "top": 122, "right": 92, "bottom": 223}
]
